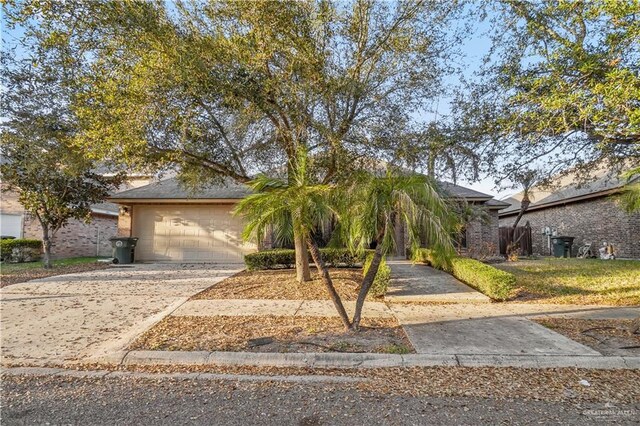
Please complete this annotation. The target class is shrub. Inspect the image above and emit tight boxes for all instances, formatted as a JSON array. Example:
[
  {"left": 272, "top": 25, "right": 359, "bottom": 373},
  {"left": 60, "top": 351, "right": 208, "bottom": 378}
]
[
  {"left": 0, "top": 239, "right": 42, "bottom": 263},
  {"left": 244, "top": 248, "right": 372, "bottom": 270},
  {"left": 411, "top": 248, "right": 451, "bottom": 271},
  {"left": 449, "top": 257, "right": 515, "bottom": 301},
  {"left": 412, "top": 248, "right": 515, "bottom": 301},
  {"left": 363, "top": 255, "right": 391, "bottom": 298}
]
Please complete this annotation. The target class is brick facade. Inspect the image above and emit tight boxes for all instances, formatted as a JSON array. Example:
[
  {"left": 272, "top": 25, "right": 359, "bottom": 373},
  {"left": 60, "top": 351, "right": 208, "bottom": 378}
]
[
  {"left": 499, "top": 195, "right": 640, "bottom": 259},
  {"left": 2, "top": 188, "right": 118, "bottom": 259},
  {"left": 464, "top": 209, "right": 500, "bottom": 258},
  {"left": 22, "top": 213, "right": 117, "bottom": 258}
]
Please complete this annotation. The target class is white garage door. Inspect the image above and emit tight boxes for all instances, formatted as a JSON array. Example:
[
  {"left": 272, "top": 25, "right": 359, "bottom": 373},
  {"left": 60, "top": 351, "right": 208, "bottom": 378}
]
[
  {"left": 1, "top": 214, "right": 23, "bottom": 238},
  {"left": 132, "top": 204, "right": 256, "bottom": 263}
]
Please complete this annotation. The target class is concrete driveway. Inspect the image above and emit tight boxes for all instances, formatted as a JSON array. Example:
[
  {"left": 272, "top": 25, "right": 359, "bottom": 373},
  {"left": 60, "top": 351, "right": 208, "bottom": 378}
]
[{"left": 0, "top": 264, "right": 240, "bottom": 366}]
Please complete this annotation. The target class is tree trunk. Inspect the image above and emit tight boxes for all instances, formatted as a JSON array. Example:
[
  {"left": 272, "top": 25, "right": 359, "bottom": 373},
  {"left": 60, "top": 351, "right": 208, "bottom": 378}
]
[
  {"left": 306, "top": 239, "right": 351, "bottom": 330},
  {"left": 294, "top": 231, "right": 311, "bottom": 282},
  {"left": 41, "top": 227, "right": 53, "bottom": 269},
  {"left": 351, "top": 243, "right": 384, "bottom": 331}
]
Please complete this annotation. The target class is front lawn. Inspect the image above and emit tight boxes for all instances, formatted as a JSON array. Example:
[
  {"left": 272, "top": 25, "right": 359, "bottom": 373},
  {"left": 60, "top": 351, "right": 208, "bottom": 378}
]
[
  {"left": 495, "top": 258, "right": 640, "bottom": 305},
  {"left": 0, "top": 257, "right": 109, "bottom": 287}
]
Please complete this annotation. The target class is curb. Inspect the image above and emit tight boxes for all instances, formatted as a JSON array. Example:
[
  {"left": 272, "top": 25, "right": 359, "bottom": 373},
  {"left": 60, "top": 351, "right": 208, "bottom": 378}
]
[
  {"left": 0, "top": 366, "right": 367, "bottom": 384},
  {"left": 90, "top": 350, "right": 640, "bottom": 370}
]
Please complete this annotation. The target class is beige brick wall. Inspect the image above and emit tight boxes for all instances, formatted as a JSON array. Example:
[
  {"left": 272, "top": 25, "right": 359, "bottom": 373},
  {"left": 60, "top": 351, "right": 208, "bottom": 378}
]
[
  {"left": 1, "top": 186, "right": 26, "bottom": 215},
  {"left": 23, "top": 213, "right": 118, "bottom": 258},
  {"left": 499, "top": 195, "right": 640, "bottom": 259}
]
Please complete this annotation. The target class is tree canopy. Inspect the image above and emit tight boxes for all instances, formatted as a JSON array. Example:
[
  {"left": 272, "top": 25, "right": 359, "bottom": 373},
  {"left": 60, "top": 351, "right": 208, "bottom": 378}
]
[{"left": 454, "top": 0, "right": 640, "bottom": 185}]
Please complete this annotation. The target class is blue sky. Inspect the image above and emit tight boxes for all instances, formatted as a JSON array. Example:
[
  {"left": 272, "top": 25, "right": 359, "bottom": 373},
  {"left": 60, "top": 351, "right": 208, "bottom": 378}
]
[{"left": 1, "top": 4, "right": 513, "bottom": 199}]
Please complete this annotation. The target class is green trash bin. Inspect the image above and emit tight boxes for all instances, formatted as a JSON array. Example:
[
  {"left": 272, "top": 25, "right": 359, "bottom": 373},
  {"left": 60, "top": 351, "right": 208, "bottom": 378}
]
[
  {"left": 110, "top": 237, "right": 139, "bottom": 264},
  {"left": 551, "top": 236, "right": 574, "bottom": 258}
]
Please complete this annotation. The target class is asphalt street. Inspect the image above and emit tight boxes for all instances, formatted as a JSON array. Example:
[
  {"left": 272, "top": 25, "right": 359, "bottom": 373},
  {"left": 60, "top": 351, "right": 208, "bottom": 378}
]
[{"left": 2, "top": 375, "right": 638, "bottom": 425}]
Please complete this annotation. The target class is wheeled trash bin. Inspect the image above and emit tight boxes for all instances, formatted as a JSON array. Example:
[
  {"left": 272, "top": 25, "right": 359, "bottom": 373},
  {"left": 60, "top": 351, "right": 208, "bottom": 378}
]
[
  {"left": 109, "top": 237, "right": 139, "bottom": 264},
  {"left": 551, "top": 236, "right": 574, "bottom": 258}
]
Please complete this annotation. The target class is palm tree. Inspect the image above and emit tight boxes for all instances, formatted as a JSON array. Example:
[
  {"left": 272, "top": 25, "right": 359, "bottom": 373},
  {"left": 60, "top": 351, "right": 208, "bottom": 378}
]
[
  {"left": 339, "top": 169, "right": 457, "bottom": 330},
  {"left": 233, "top": 154, "right": 352, "bottom": 329}
]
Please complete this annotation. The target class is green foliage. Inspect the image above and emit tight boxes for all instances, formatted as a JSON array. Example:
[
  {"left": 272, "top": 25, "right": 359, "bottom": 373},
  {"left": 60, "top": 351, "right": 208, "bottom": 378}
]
[
  {"left": 338, "top": 169, "right": 457, "bottom": 259},
  {"left": 456, "top": 0, "right": 640, "bottom": 183},
  {"left": 5, "top": 0, "right": 461, "bottom": 186},
  {"left": 363, "top": 255, "right": 391, "bottom": 298},
  {"left": 496, "top": 258, "right": 640, "bottom": 306},
  {"left": 411, "top": 248, "right": 452, "bottom": 271},
  {"left": 244, "top": 248, "right": 372, "bottom": 271},
  {"left": 620, "top": 168, "right": 640, "bottom": 213},
  {"left": 449, "top": 258, "right": 515, "bottom": 301},
  {"left": 0, "top": 239, "right": 42, "bottom": 254},
  {"left": 413, "top": 251, "right": 515, "bottom": 301},
  {"left": 379, "top": 343, "right": 411, "bottom": 355},
  {"left": 0, "top": 239, "right": 42, "bottom": 263}
]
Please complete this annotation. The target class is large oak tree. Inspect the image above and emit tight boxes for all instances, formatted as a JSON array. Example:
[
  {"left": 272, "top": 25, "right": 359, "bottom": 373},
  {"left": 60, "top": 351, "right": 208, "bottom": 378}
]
[{"left": 5, "top": 0, "right": 461, "bottom": 280}]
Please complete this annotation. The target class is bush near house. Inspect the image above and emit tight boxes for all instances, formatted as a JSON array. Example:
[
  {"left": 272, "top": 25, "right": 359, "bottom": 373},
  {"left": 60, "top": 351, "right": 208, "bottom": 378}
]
[
  {"left": 412, "top": 248, "right": 516, "bottom": 301},
  {"left": 245, "top": 248, "right": 374, "bottom": 270},
  {"left": 0, "top": 239, "right": 42, "bottom": 263}
]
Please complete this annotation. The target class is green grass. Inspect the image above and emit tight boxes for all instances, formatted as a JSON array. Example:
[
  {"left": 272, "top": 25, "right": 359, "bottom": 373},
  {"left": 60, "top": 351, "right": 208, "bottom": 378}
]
[
  {"left": 495, "top": 258, "right": 640, "bottom": 306},
  {"left": 0, "top": 257, "right": 103, "bottom": 275}
]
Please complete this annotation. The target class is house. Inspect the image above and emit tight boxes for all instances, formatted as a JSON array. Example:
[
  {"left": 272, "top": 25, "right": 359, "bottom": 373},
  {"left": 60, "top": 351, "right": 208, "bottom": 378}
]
[
  {"left": 109, "top": 177, "right": 509, "bottom": 263},
  {"left": 0, "top": 175, "right": 154, "bottom": 259},
  {"left": 499, "top": 169, "right": 640, "bottom": 259}
]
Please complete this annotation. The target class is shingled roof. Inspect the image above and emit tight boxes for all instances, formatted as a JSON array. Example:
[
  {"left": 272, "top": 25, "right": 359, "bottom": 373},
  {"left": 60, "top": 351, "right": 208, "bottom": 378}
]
[
  {"left": 109, "top": 178, "right": 251, "bottom": 202},
  {"left": 110, "top": 175, "right": 504, "bottom": 207},
  {"left": 500, "top": 169, "right": 638, "bottom": 216}
]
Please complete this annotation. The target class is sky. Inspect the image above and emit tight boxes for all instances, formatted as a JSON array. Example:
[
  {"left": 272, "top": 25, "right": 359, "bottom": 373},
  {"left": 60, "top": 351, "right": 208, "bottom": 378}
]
[{"left": 0, "top": 3, "right": 514, "bottom": 200}]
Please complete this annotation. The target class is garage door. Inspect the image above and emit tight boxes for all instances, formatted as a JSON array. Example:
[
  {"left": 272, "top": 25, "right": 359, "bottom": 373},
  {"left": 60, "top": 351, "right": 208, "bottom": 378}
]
[{"left": 132, "top": 205, "right": 256, "bottom": 263}]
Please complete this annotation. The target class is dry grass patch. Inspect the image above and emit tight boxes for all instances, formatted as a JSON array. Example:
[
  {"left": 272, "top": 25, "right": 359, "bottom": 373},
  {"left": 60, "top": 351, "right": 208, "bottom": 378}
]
[
  {"left": 193, "top": 268, "right": 368, "bottom": 301},
  {"left": 534, "top": 318, "right": 640, "bottom": 356},
  {"left": 130, "top": 315, "right": 413, "bottom": 354},
  {"left": 495, "top": 258, "right": 640, "bottom": 305},
  {"left": 0, "top": 257, "right": 109, "bottom": 287}
]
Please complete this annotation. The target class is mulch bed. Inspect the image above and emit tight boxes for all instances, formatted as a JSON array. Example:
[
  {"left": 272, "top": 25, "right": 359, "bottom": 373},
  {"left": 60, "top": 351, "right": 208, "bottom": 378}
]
[
  {"left": 192, "top": 268, "right": 369, "bottom": 301},
  {"left": 129, "top": 315, "right": 413, "bottom": 354},
  {"left": 0, "top": 262, "right": 110, "bottom": 288},
  {"left": 534, "top": 318, "right": 640, "bottom": 356}
]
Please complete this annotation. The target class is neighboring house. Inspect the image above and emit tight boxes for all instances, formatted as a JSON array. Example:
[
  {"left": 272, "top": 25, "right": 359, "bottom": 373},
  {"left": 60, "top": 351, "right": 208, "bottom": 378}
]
[
  {"left": 499, "top": 169, "right": 640, "bottom": 259},
  {"left": 109, "top": 177, "right": 509, "bottom": 263},
  {"left": 0, "top": 176, "right": 153, "bottom": 259}
]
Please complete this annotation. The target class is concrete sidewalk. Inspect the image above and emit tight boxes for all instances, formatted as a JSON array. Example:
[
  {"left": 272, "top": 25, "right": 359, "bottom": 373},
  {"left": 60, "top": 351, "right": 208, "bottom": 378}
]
[{"left": 385, "top": 260, "right": 490, "bottom": 303}]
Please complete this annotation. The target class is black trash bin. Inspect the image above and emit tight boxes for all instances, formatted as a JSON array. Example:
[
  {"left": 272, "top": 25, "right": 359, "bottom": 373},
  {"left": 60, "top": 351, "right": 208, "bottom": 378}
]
[
  {"left": 551, "top": 236, "right": 574, "bottom": 258},
  {"left": 110, "top": 237, "right": 139, "bottom": 264}
]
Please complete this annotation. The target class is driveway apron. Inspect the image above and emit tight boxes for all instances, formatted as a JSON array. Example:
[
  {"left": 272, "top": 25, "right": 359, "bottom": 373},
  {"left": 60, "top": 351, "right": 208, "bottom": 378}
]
[{"left": 0, "top": 264, "right": 240, "bottom": 365}]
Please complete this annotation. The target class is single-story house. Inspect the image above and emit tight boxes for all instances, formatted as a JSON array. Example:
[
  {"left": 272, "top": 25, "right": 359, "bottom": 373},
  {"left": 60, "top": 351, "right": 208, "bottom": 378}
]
[
  {"left": 0, "top": 175, "right": 153, "bottom": 259},
  {"left": 109, "top": 177, "right": 510, "bottom": 263},
  {"left": 499, "top": 169, "right": 640, "bottom": 259}
]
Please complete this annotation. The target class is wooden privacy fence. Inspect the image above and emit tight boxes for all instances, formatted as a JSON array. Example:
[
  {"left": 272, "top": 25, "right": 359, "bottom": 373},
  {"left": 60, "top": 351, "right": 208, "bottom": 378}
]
[{"left": 499, "top": 225, "right": 532, "bottom": 256}]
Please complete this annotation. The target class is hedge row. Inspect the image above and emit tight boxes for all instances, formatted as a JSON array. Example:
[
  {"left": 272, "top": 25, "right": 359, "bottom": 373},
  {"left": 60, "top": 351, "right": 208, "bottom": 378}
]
[
  {"left": 0, "top": 238, "right": 42, "bottom": 254},
  {"left": 244, "top": 248, "right": 373, "bottom": 270},
  {"left": 0, "top": 239, "right": 42, "bottom": 263},
  {"left": 363, "top": 255, "right": 391, "bottom": 298},
  {"left": 412, "top": 248, "right": 515, "bottom": 301}
]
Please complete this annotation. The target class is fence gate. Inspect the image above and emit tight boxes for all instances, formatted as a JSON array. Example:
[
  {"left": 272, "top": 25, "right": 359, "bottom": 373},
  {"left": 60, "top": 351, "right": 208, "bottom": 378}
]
[{"left": 499, "top": 225, "right": 533, "bottom": 256}]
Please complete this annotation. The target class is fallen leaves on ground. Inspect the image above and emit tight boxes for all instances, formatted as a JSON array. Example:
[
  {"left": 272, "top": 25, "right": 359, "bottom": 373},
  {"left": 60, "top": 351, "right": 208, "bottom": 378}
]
[
  {"left": 192, "top": 268, "right": 368, "bottom": 301},
  {"left": 129, "top": 315, "right": 412, "bottom": 354},
  {"left": 0, "top": 262, "right": 109, "bottom": 287},
  {"left": 534, "top": 318, "right": 640, "bottom": 356}
]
